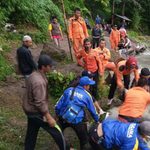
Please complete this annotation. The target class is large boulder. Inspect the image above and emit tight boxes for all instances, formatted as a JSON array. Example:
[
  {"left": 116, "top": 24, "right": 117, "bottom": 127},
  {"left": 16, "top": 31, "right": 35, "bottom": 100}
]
[
  {"left": 41, "top": 42, "right": 69, "bottom": 61},
  {"left": 109, "top": 50, "right": 120, "bottom": 62}
]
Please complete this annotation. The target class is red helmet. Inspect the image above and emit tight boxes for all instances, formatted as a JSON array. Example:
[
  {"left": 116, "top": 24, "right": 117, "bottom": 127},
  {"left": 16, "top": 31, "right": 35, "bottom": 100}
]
[{"left": 126, "top": 56, "right": 137, "bottom": 67}]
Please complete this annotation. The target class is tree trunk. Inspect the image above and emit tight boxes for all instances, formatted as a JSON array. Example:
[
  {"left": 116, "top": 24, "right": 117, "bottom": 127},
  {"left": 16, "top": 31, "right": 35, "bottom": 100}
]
[
  {"left": 111, "top": 0, "right": 115, "bottom": 25},
  {"left": 122, "top": 0, "right": 127, "bottom": 16},
  {"left": 60, "top": 0, "right": 73, "bottom": 61}
]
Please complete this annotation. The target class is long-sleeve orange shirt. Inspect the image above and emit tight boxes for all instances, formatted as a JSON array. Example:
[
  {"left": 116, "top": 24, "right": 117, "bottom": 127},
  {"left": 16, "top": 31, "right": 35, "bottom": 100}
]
[
  {"left": 115, "top": 60, "right": 139, "bottom": 88},
  {"left": 68, "top": 16, "right": 89, "bottom": 39},
  {"left": 119, "top": 87, "right": 150, "bottom": 118},
  {"left": 78, "top": 49, "right": 102, "bottom": 73},
  {"left": 94, "top": 47, "right": 111, "bottom": 66},
  {"left": 110, "top": 29, "right": 120, "bottom": 42}
]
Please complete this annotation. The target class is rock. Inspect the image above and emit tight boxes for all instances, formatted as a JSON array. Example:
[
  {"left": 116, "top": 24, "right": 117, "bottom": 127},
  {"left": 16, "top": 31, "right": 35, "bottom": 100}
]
[
  {"left": 6, "top": 76, "right": 17, "bottom": 83},
  {"left": 109, "top": 50, "right": 120, "bottom": 62},
  {"left": 105, "top": 71, "right": 114, "bottom": 84},
  {"left": 41, "top": 42, "right": 68, "bottom": 61}
]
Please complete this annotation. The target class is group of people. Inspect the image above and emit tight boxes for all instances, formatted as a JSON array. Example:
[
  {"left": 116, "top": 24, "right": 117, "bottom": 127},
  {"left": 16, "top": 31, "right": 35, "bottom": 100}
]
[{"left": 16, "top": 7, "right": 150, "bottom": 150}]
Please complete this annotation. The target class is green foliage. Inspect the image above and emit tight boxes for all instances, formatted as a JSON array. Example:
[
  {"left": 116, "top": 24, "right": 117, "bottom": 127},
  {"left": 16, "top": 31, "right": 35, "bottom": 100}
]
[
  {"left": 97, "top": 78, "right": 110, "bottom": 100},
  {"left": 0, "top": 0, "right": 65, "bottom": 33},
  {"left": 0, "top": 52, "right": 13, "bottom": 81},
  {"left": 130, "top": 9, "right": 141, "bottom": 30},
  {"left": 47, "top": 71, "right": 75, "bottom": 99}
]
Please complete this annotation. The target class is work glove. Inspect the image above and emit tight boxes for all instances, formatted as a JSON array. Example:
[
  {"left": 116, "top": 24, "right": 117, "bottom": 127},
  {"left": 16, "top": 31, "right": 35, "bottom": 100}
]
[{"left": 98, "top": 109, "right": 106, "bottom": 117}]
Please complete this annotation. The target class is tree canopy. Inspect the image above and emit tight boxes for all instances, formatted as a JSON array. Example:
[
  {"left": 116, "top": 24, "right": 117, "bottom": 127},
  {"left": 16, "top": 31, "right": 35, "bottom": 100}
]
[{"left": 0, "top": 0, "right": 150, "bottom": 34}]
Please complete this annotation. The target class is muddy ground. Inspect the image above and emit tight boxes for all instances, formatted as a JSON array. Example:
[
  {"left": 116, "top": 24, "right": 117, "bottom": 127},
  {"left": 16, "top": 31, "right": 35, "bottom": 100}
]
[{"left": 0, "top": 32, "right": 139, "bottom": 149}]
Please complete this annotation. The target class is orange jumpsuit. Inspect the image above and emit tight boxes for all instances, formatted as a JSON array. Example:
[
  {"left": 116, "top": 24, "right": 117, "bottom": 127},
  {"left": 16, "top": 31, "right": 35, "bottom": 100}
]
[
  {"left": 110, "top": 29, "right": 120, "bottom": 50},
  {"left": 77, "top": 49, "right": 102, "bottom": 74},
  {"left": 94, "top": 47, "right": 115, "bottom": 73},
  {"left": 119, "top": 87, "right": 150, "bottom": 118},
  {"left": 68, "top": 16, "right": 89, "bottom": 65},
  {"left": 94, "top": 47, "right": 115, "bottom": 83},
  {"left": 115, "top": 60, "right": 139, "bottom": 88}
]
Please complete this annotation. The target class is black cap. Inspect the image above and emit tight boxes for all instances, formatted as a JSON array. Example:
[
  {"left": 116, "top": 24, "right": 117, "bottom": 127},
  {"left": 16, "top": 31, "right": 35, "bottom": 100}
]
[
  {"left": 38, "top": 55, "right": 57, "bottom": 67},
  {"left": 82, "top": 70, "right": 95, "bottom": 78},
  {"left": 138, "top": 121, "right": 150, "bottom": 136},
  {"left": 141, "top": 68, "right": 150, "bottom": 76}
]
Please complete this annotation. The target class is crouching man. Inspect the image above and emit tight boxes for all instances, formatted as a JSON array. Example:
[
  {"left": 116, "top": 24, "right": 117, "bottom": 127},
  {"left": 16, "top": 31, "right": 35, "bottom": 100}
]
[
  {"left": 55, "top": 76, "right": 99, "bottom": 150},
  {"left": 89, "top": 118, "right": 150, "bottom": 150}
]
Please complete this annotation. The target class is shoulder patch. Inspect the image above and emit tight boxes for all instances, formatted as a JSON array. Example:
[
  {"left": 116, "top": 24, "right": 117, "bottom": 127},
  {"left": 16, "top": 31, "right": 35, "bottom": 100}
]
[{"left": 119, "top": 65, "right": 125, "bottom": 72}]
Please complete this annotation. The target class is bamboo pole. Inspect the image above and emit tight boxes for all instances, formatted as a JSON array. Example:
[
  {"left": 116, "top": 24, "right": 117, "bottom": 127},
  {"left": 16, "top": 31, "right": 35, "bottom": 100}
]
[{"left": 60, "top": 0, "right": 73, "bottom": 61}]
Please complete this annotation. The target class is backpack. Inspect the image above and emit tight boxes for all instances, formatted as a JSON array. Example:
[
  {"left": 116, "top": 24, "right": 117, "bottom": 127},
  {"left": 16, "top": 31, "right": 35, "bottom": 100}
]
[{"left": 62, "top": 87, "right": 82, "bottom": 123}]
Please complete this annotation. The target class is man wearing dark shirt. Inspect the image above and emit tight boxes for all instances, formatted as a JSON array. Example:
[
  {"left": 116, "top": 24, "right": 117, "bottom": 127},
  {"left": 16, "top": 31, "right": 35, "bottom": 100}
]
[{"left": 17, "top": 35, "right": 37, "bottom": 82}]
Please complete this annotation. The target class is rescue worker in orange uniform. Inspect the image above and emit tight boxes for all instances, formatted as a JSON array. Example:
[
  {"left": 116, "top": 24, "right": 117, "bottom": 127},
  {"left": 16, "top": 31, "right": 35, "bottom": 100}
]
[
  {"left": 118, "top": 77, "right": 150, "bottom": 123},
  {"left": 68, "top": 8, "right": 89, "bottom": 66},
  {"left": 110, "top": 25, "right": 120, "bottom": 50},
  {"left": 77, "top": 38, "right": 102, "bottom": 99},
  {"left": 107, "top": 56, "right": 140, "bottom": 105},
  {"left": 94, "top": 39, "right": 115, "bottom": 83}
]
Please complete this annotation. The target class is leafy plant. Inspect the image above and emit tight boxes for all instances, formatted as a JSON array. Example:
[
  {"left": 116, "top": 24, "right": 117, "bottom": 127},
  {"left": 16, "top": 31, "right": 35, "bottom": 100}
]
[
  {"left": 47, "top": 71, "right": 75, "bottom": 99},
  {"left": 0, "top": 52, "right": 13, "bottom": 81}
]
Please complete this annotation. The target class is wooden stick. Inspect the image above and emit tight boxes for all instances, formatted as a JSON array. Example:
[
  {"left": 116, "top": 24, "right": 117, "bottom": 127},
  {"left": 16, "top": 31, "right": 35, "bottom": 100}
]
[{"left": 60, "top": 0, "right": 73, "bottom": 61}]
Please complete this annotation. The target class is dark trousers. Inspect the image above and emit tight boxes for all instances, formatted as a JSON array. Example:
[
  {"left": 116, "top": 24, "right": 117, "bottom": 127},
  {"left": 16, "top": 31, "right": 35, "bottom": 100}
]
[
  {"left": 58, "top": 120, "right": 88, "bottom": 150},
  {"left": 25, "top": 117, "right": 66, "bottom": 150},
  {"left": 118, "top": 44, "right": 124, "bottom": 49},
  {"left": 88, "top": 124, "right": 112, "bottom": 150},
  {"left": 108, "top": 74, "right": 130, "bottom": 99},
  {"left": 119, "top": 115, "right": 150, "bottom": 123},
  {"left": 93, "top": 38, "right": 99, "bottom": 49},
  {"left": 91, "top": 70, "right": 99, "bottom": 99}
]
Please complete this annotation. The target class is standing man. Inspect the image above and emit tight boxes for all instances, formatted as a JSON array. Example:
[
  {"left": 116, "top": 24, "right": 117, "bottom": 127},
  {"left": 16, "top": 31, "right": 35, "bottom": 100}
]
[
  {"left": 121, "top": 19, "right": 127, "bottom": 29},
  {"left": 49, "top": 16, "right": 63, "bottom": 47},
  {"left": 55, "top": 76, "right": 99, "bottom": 150},
  {"left": 85, "top": 16, "right": 91, "bottom": 29},
  {"left": 107, "top": 56, "right": 139, "bottom": 105},
  {"left": 77, "top": 38, "right": 102, "bottom": 99},
  {"left": 119, "top": 26, "right": 127, "bottom": 38},
  {"left": 110, "top": 25, "right": 120, "bottom": 50},
  {"left": 94, "top": 39, "right": 115, "bottom": 83},
  {"left": 17, "top": 35, "right": 37, "bottom": 82},
  {"left": 96, "top": 15, "right": 101, "bottom": 24},
  {"left": 23, "top": 55, "right": 66, "bottom": 150},
  {"left": 68, "top": 8, "right": 89, "bottom": 65},
  {"left": 101, "top": 19, "right": 105, "bottom": 31},
  {"left": 92, "top": 24, "right": 101, "bottom": 49}
]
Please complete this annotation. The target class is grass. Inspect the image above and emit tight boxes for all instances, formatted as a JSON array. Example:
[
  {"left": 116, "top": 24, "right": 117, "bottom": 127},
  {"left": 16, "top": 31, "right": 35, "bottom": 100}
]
[{"left": 128, "top": 30, "right": 150, "bottom": 47}]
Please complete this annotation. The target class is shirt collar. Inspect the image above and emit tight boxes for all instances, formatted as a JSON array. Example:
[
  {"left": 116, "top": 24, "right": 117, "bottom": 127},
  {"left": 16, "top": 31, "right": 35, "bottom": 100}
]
[{"left": 23, "top": 44, "right": 28, "bottom": 49}]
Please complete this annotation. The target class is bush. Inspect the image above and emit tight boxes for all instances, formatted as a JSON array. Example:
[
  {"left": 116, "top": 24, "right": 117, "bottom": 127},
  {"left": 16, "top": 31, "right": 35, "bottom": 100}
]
[
  {"left": 47, "top": 71, "right": 75, "bottom": 99},
  {"left": 0, "top": 0, "right": 65, "bottom": 34},
  {"left": 0, "top": 52, "right": 13, "bottom": 81}
]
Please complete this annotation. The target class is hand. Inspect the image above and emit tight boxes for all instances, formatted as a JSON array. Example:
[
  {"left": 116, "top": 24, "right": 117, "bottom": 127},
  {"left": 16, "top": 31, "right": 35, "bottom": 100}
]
[
  {"left": 61, "top": 37, "right": 64, "bottom": 41},
  {"left": 47, "top": 117, "right": 56, "bottom": 127},
  {"left": 55, "top": 115, "right": 59, "bottom": 122},
  {"left": 123, "top": 88, "right": 128, "bottom": 94},
  {"left": 70, "top": 38, "right": 73, "bottom": 43},
  {"left": 99, "top": 109, "right": 106, "bottom": 115},
  {"left": 51, "top": 37, "right": 53, "bottom": 41},
  {"left": 96, "top": 121, "right": 100, "bottom": 124},
  {"left": 99, "top": 73, "right": 103, "bottom": 78}
]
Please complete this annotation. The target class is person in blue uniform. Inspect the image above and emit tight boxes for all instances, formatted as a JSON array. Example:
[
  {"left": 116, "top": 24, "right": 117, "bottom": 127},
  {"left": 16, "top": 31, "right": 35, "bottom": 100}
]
[{"left": 89, "top": 118, "right": 150, "bottom": 150}]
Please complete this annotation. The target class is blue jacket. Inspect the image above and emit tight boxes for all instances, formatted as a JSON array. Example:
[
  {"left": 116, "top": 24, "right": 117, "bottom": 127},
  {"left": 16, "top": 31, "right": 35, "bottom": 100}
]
[
  {"left": 55, "top": 86, "right": 99, "bottom": 124},
  {"left": 102, "top": 119, "right": 149, "bottom": 150}
]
